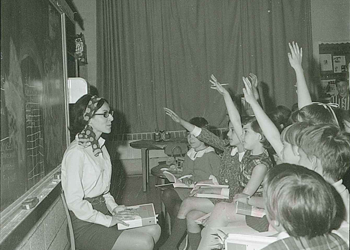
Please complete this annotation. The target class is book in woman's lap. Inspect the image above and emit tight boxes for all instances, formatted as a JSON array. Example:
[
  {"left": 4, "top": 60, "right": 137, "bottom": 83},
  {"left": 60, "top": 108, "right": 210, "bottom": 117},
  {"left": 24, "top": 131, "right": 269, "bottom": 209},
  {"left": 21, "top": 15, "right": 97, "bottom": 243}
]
[{"left": 117, "top": 203, "right": 158, "bottom": 230}]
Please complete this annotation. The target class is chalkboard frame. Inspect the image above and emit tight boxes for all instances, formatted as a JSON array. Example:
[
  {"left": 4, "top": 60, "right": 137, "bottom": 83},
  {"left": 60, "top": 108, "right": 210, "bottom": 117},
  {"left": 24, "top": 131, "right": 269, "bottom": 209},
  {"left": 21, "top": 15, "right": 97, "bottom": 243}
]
[{"left": 0, "top": 0, "right": 71, "bottom": 218}]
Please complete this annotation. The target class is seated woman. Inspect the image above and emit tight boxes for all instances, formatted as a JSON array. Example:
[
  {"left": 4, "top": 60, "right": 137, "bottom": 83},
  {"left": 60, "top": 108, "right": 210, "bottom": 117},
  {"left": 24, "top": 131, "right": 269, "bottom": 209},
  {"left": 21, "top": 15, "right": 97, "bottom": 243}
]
[
  {"left": 61, "top": 94, "right": 161, "bottom": 250},
  {"left": 161, "top": 116, "right": 221, "bottom": 228}
]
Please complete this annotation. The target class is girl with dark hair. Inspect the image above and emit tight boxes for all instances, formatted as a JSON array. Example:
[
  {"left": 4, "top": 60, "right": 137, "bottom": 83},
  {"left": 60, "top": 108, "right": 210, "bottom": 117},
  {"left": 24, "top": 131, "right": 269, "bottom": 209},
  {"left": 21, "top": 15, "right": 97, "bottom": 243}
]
[
  {"left": 160, "top": 115, "right": 220, "bottom": 230},
  {"left": 61, "top": 94, "right": 161, "bottom": 250}
]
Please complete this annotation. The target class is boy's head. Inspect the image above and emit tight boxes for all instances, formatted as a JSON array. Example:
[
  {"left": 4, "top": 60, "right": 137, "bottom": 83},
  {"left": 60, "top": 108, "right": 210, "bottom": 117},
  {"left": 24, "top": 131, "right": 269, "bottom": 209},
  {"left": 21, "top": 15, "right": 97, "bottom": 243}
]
[
  {"left": 263, "top": 163, "right": 337, "bottom": 238},
  {"left": 290, "top": 102, "right": 339, "bottom": 126},
  {"left": 336, "top": 80, "right": 349, "bottom": 97},
  {"left": 269, "top": 105, "right": 292, "bottom": 131},
  {"left": 296, "top": 124, "right": 350, "bottom": 182}
]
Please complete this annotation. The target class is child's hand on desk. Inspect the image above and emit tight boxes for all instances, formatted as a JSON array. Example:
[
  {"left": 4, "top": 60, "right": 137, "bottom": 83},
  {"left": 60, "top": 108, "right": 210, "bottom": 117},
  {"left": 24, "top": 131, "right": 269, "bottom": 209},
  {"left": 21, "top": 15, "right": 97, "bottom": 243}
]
[
  {"left": 164, "top": 107, "right": 181, "bottom": 123},
  {"left": 233, "top": 193, "right": 250, "bottom": 204},
  {"left": 181, "top": 177, "right": 194, "bottom": 185},
  {"left": 190, "top": 187, "right": 208, "bottom": 196}
]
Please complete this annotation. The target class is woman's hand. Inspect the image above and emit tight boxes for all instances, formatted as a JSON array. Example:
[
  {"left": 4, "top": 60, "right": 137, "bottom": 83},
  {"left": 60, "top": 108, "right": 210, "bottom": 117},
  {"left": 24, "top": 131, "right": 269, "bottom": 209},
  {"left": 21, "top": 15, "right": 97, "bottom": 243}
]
[
  {"left": 242, "top": 77, "right": 258, "bottom": 105},
  {"left": 112, "top": 205, "right": 126, "bottom": 215},
  {"left": 164, "top": 107, "right": 181, "bottom": 123},
  {"left": 110, "top": 206, "right": 139, "bottom": 227},
  {"left": 288, "top": 42, "right": 302, "bottom": 71},
  {"left": 209, "top": 74, "right": 229, "bottom": 96},
  {"left": 110, "top": 213, "right": 135, "bottom": 227}
]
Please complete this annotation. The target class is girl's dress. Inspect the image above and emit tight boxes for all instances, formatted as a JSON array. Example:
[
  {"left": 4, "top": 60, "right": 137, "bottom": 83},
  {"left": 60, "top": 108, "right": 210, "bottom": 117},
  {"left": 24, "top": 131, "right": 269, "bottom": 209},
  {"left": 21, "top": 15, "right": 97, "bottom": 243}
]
[
  {"left": 193, "top": 127, "right": 245, "bottom": 202},
  {"left": 61, "top": 137, "right": 122, "bottom": 250},
  {"left": 175, "top": 146, "right": 221, "bottom": 200}
]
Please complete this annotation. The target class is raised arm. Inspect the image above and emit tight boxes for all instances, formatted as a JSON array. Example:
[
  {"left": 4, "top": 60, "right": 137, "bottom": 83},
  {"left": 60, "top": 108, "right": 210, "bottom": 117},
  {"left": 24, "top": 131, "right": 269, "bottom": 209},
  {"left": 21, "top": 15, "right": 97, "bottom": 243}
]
[
  {"left": 164, "top": 107, "right": 195, "bottom": 132},
  {"left": 288, "top": 42, "right": 312, "bottom": 109},
  {"left": 242, "top": 77, "right": 283, "bottom": 157},
  {"left": 210, "top": 74, "right": 243, "bottom": 140}
]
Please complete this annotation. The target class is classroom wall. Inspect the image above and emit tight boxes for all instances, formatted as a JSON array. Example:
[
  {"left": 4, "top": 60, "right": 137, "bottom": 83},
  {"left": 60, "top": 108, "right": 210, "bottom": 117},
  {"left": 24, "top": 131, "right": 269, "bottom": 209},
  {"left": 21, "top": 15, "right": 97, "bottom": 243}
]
[
  {"left": 73, "top": 0, "right": 97, "bottom": 87},
  {"left": 311, "top": 0, "right": 350, "bottom": 63},
  {"left": 73, "top": 0, "right": 349, "bottom": 175},
  {"left": 15, "top": 197, "right": 69, "bottom": 250}
]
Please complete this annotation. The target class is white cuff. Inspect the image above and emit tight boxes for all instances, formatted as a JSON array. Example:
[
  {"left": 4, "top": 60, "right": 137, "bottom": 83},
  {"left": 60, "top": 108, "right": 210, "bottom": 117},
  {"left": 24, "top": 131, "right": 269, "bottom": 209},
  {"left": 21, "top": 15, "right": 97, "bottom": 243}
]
[
  {"left": 220, "top": 188, "right": 229, "bottom": 197},
  {"left": 191, "top": 126, "right": 202, "bottom": 137}
]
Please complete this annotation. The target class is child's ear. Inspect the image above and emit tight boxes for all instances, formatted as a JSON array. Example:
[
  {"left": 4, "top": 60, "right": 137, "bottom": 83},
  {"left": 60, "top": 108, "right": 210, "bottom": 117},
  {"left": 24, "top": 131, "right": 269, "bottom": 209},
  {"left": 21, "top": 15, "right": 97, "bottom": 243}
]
[
  {"left": 314, "top": 157, "right": 324, "bottom": 176},
  {"left": 292, "top": 145, "right": 300, "bottom": 156},
  {"left": 270, "top": 219, "right": 284, "bottom": 232}
]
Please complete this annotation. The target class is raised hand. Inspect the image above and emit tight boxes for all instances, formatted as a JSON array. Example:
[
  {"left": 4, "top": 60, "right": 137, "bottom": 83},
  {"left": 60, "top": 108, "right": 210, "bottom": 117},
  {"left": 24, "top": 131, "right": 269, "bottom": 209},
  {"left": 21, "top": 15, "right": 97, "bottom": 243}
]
[
  {"left": 249, "top": 73, "right": 260, "bottom": 100},
  {"left": 164, "top": 107, "right": 181, "bottom": 123},
  {"left": 288, "top": 42, "right": 303, "bottom": 70},
  {"left": 209, "top": 74, "right": 229, "bottom": 96},
  {"left": 249, "top": 73, "right": 258, "bottom": 89},
  {"left": 242, "top": 77, "right": 257, "bottom": 105}
]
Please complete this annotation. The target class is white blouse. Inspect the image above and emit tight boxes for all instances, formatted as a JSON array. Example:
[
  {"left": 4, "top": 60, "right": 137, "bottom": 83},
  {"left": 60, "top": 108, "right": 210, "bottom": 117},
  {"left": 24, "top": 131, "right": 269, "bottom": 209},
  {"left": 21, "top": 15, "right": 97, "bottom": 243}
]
[{"left": 61, "top": 137, "right": 118, "bottom": 227}]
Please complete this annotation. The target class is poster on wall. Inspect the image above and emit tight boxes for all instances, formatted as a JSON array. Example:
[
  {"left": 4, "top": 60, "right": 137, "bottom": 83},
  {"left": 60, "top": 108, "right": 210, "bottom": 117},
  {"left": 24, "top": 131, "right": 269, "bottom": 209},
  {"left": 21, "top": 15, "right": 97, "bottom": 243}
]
[
  {"left": 320, "top": 79, "right": 336, "bottom": 95},
  {"left": 319, "top": 54, "right": 333, "bottom": 71},
  {"left": 333, "top": 55, "right": 346, "bottom": 73}
]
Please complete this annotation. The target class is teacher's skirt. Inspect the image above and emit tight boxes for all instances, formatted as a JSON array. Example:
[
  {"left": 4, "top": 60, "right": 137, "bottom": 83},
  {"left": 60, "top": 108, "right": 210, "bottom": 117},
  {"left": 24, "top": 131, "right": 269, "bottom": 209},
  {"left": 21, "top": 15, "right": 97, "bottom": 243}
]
[{"left": 69, "top": 196, "right": 123, "bottom": 250}]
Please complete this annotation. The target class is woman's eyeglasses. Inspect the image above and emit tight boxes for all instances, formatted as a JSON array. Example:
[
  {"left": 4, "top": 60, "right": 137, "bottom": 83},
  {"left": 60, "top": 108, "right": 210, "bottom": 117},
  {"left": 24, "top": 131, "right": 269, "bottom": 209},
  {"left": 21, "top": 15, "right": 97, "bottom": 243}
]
[{"left": 94, "top": 110, "right": 114, "bottom": 118}]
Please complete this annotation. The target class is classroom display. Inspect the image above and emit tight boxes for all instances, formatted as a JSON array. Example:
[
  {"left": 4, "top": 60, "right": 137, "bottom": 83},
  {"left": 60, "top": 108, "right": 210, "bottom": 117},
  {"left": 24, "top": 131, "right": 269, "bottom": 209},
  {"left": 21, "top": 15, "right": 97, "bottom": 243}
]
[{"left": 0, "top": 0, "right": 68, "bottom": 211}]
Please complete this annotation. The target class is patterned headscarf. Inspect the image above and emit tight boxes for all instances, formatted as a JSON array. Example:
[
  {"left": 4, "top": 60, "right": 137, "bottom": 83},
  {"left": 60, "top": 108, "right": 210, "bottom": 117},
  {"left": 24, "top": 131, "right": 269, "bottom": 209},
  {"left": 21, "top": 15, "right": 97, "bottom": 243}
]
[{"left": 77, "top": 95, "right": 103, "bottom": 157}]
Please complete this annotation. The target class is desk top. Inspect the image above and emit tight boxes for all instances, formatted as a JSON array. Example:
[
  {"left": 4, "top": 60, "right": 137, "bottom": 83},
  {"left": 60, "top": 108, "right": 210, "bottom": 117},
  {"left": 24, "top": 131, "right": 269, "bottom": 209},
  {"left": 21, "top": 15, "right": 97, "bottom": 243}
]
[{"left": 130, "top": 138, "right": 187, "bottom": 150}]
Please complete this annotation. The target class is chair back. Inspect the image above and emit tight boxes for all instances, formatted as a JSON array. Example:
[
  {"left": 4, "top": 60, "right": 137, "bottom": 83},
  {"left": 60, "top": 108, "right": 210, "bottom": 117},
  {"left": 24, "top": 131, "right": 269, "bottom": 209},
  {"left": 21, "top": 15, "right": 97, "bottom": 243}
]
[{"left": 61, "top": 191, "right": 76, "bottom": 250}]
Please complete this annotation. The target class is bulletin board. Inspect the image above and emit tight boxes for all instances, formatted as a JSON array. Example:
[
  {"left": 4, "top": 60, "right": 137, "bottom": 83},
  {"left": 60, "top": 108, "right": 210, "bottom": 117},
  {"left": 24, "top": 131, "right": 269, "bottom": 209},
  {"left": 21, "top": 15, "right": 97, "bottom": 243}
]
[
  {"left": 319, "top": 42, "right": 350, "bottom": 96},
  {"left": 0, "top": 0, "right": 69, "bottom": 212}
]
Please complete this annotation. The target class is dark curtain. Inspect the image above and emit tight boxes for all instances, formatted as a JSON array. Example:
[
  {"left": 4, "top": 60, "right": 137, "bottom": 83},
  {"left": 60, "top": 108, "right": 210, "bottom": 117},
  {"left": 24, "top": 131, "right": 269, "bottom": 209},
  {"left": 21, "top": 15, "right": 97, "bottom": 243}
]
[{"left": 97, "top": 0, "right": 313, "bottom": 133}]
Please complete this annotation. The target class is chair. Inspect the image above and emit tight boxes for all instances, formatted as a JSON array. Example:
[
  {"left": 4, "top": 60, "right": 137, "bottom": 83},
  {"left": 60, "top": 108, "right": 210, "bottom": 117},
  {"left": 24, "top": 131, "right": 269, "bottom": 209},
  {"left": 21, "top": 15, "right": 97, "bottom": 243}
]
[
  {"left": 151, "top": 143, "right": 188, "bottom": 235},
  {"left": 61, "top": 191, "right": 76, "bottom": 250}
]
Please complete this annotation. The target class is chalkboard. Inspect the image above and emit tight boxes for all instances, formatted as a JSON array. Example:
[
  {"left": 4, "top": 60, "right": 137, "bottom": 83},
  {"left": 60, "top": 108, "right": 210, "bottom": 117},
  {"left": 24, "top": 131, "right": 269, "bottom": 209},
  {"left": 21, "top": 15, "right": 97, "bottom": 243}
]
[{"left": 1, "top": 0, "right": 69, "bottom": 211}]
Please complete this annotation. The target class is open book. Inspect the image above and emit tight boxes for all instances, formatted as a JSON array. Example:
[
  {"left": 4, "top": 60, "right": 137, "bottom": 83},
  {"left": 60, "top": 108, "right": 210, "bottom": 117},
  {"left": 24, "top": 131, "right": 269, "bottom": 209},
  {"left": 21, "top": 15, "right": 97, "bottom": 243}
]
[
  {"left": 225, "top": 233, "right": 277, "bottom": 250},
  {"left": 117, "top": 203, "right": 158, "bottom": 230},
  {"left": 193, "top": 183, "right": 229, "bottom": 199},
  {"left": 161, "top": 171, "right": 194, "bottom": 188}
]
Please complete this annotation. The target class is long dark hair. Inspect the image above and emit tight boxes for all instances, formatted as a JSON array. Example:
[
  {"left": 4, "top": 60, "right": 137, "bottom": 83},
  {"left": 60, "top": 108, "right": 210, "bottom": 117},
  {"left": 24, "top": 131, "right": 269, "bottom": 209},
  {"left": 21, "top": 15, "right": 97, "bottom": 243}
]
[{"left": 69, "top": 94, "right": 108, "bottom": 138}]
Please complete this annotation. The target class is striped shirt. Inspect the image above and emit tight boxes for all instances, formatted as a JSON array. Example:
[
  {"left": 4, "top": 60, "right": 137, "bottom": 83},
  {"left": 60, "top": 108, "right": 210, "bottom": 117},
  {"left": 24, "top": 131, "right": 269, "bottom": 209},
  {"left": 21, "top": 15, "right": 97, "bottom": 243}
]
[
  {"left": 262, "top": 233, "right": 348, "bottom": 250},
  {"left": 330, "top": 95, "right": 350, "bottom": 110}
]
